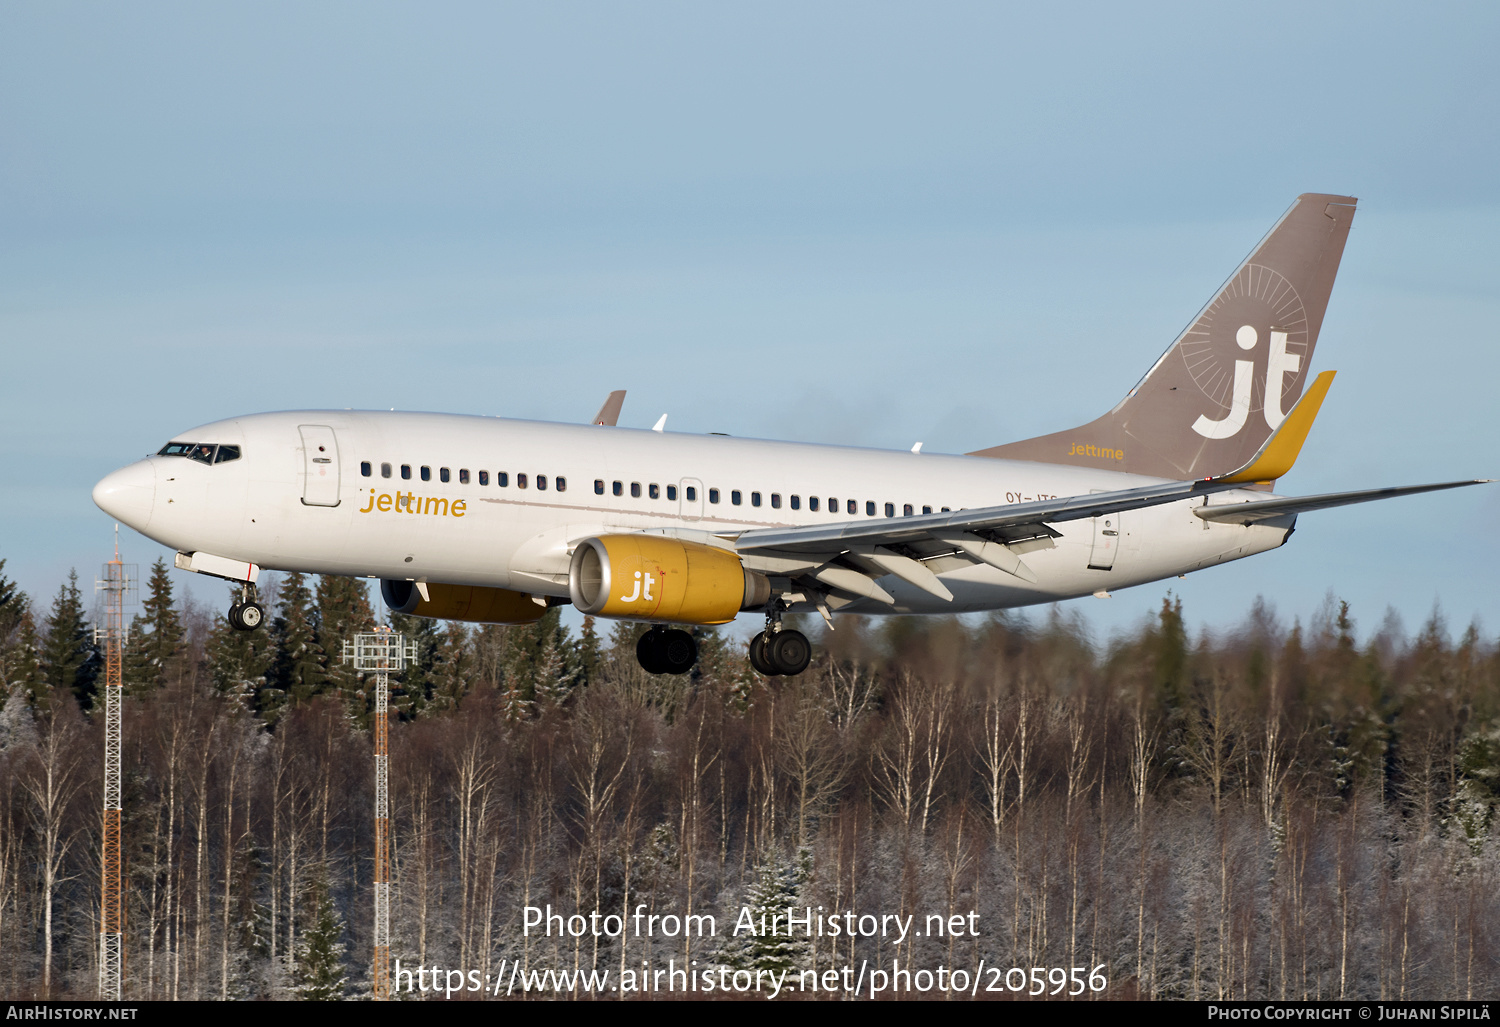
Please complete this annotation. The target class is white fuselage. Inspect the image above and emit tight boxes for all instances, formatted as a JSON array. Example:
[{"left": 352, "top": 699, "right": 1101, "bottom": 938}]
[{"left": 96, "top": 410, "right": 1293, "bottom": 616}]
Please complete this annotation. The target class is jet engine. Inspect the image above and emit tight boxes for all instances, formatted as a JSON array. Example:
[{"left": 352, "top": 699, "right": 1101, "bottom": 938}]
[
  {"left": 380, "top": 580, "right": 547, "bottom": 624},
  {"left": 569, "top": 535, "right": 771, "bottom": 625}
]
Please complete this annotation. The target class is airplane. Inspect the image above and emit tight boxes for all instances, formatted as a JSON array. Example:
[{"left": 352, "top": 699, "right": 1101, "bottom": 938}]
[{"left": 92, "top": 193, "right": 1488, "bottom": 678}]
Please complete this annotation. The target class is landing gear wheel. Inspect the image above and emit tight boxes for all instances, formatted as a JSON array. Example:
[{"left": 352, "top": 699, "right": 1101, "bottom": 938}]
[
  {"left": 749, "top": 631, "right": 779, "bottom": 677},
  {"left": 637, "top": 628, "right": 696, "bottom": 675},
  {"left": 659, "top": 629, "right": 697, "bottom": 675},
  {"left": 768, "top": 629, "right": 811, "bottom": 676},
  {"left": 230, "top": 601, "right": 265, "bottom": 632},
  {"left": 636, "top": 631, "right": 666, "bottom": 674}
]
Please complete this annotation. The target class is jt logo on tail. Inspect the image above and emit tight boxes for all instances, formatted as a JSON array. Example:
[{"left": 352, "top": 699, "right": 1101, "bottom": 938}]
[{"left": 1191, "top": 325, "right": 1304, "bottom": 439}]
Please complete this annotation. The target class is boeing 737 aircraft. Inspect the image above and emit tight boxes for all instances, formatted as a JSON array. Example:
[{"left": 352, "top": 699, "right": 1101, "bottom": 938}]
[{"left": 93, "top": 194, "right": 1486, "bottom": 677}]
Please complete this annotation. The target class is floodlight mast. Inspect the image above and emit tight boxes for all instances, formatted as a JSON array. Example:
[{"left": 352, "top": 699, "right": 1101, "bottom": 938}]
[
  {"left": 342, "top": 626, "right": 415, "bottom": 1000},
  {"left": 96, "top": 528, "right": 136, "bottom": 1000}
]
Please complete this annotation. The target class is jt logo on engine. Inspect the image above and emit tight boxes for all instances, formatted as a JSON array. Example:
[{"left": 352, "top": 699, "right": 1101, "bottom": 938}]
[{"left": 619, "top": 571, "right": 657, "bottom": 604}]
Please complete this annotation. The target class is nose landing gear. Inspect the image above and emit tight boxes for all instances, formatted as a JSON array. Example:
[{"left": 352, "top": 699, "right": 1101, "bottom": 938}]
[
  {"left": 636, "top": 627, "right": 698, "bottom": 675},
  {"left": 227, "top": 583, "right": 265, "bottom": 632},
  {"left": 749, "top": 604, "right": 811, "bottom": 677}
]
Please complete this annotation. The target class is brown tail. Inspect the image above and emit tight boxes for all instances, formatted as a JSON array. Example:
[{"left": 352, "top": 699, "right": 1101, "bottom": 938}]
[{"left": 970, "top": 193, "right": 1357, "bottom": 481}]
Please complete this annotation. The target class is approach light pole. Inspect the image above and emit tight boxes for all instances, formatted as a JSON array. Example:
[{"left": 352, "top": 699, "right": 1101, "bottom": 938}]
[{"left": 342, "top": 626, "right": 414, "bottom": 999}]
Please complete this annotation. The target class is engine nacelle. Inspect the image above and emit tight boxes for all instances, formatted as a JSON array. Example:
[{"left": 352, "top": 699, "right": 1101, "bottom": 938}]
[
  {"left": 380, "top": 580, "right": 547, "bottom": 624},
  {"left": 569, "top": 535, "right": 770, "bottom": 625}
]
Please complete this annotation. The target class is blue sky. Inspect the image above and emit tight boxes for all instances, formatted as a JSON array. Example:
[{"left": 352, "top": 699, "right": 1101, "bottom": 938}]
[{"left": 3, "top": 2, "right": 1497, "bottom": 646}]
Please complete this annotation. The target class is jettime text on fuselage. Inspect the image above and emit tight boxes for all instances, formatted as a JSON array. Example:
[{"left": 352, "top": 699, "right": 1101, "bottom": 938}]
[{"left": 358, "top": 489, "right": 468, "bottom": 518}]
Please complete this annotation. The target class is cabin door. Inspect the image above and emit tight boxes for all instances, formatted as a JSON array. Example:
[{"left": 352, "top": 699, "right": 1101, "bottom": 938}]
[{"left": 299, "top": 424, "right": 342, "bottom": 507}]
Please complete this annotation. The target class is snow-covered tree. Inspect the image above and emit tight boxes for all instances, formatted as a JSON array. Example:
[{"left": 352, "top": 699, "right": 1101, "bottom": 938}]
[
  {"left": 294, "top": 873, "right": 349, "bottom": 1000},
  {"left": 716, "top": 849, "right": 813, "bottom": 979}
]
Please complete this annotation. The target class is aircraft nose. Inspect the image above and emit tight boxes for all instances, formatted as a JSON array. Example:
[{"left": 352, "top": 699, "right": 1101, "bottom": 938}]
[{"left": 93, "top": 460, "right": 156, "bottom": 531}]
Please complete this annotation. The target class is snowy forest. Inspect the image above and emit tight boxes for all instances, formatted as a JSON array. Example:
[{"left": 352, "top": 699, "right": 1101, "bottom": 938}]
[{"left": 0, "top": 555, "right": 1496, "bottom": 1001}]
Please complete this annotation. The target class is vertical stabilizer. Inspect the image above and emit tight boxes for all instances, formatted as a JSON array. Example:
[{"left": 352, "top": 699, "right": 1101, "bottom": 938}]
[{"left": 971, "top": 194, "right": 1357, "bottom": 480}]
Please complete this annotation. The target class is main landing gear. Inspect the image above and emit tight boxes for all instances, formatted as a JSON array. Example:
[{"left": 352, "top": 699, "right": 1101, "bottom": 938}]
[
  {"left": 749, "top": 604, "right": 811, "bottom": 677},
  {"left": 637, "top": 627, "right": 698, "bottom": 675},
  {"left": 227, "top": 583, "right": 265, "bottom": 632}
]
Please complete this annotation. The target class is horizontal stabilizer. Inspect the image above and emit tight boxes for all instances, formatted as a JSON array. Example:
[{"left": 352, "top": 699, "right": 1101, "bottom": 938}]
[{"left": 1196, "top": 480, "right": 1493, "bottom": 524}]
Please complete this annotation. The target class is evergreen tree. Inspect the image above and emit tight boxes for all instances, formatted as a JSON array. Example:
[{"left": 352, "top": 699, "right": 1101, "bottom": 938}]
[
  {"left": 0, "top": 559, "right": 19, "bottom": 628},
  {"left": 425, "top": 621, "right": 474, "bottom": 714},
  {"left": 577, "top": 614, "right": 603, "bottom": 686},
  {"left": 269, "top": 572, "right": 326, "bottom": 714},
  {"left": 510, "top": 607, "right": 577, "bottom": 709},
  {"left": 0, "top": 561, "right": 42, "bottom": 702},
  {"left": 123, "top": 558, "right": 185, "bottom": 696},
  {"left": 314, "top": 575, "right": 375, "bottom": 715},
  {"left": 206, "top": 584, "right": 275, "bottom": 710},
  {"left": 294, "top": 873, "right": 349, "bottom": 1000},
  {"left": 717, "top": 849, "right": 813, "bottom": 979},
  {"left": 39, "top": 570, "right": 98, "bottom": 709},
  {"left": 387, "top": 611, "right": 443, "bottom": 717}
]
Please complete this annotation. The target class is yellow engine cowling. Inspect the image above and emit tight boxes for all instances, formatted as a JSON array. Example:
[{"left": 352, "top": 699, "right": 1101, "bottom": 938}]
[
  {"left": 569, "top": 535, "right": 771, "bottom": 625},
  {"left": 380, "top": 580, "right": 547, "bottom": 624}
]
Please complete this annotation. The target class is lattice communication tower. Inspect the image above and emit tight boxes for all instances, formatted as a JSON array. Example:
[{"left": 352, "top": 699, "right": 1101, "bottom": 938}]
[
  {"left": 95, "top": 533, "right": 136, "bottom": 1000},
  {"left": 342, "top": 627, "right": 414, "bottom": 1000}
]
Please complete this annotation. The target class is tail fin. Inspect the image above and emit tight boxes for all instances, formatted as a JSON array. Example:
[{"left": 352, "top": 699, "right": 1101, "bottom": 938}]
[{"left": 970, "top": 193, "right": 1357, "bottom": 480}]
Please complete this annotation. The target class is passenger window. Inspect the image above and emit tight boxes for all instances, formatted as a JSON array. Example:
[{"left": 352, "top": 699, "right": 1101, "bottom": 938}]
[
  {"left": 667, "top": 485, "right": 677, "bottom": 501},
  {"left": 440, "top": 468, "right": 450, "bottom": 483},
  {"left": 421, "top": 466, "right": 431, "bottom": 482},
  {"left": 498, "top": 472, "right": 509, "bottom": 487},
  {"left": 595, "top": 479, "right": 605, "bottom": 495},
  {"left": 751, "top": 492, "right": 761, "bottom": 507},
  {"left": 885, "top": 503, "right": 895, "bottom": 517},
  {"left": 401, "top": 465, "right": 412, "bottom": 480},
  {"left": 867, "top": 501, "right": 876, "bottom": 516},
  {"left": 685, "top": 486, "right": 696, "bottom": 501},
  {"left": 479, "top": 471, "right": 489, "bottom": 485},
  {"left": 709, "top": 488, "right": 720, "bottom": 504},
  {"left": 613, "top": 481, "right": 623, "bottom": 496},
  {"left": 381, "top": 462, "right": 392, "bottom": 479},
  {"left": 732, "top": 490, "right": 742, "bottom": 506},
  {"left": 790, "top": 495, "right": 800, "bottom": 510},
  {"left": 518, "top": 473, "right": 528, "bottom": 489},
  {"left": 361, "top": 461, "right": 372, "bottom": 477},
  {"left": 847, "top": 499, "right": 857, "bottom": 515},
  {"left": 556, "top": 477, "right": 566, "bottom": 492},
  {"left": 649, "top": 483, "right": 659, "bottom": 499},
  {"left": 941, "top": 506, "right": 950, "bottom": 512},
  {"left": 922, "top": 505, "right": 931, "bottom": 515},
  {"left": 770, "top": 494, "right": 780, "bottom": 509},
  {"left": 631, "top": 482, "right": 641, "bottom": 498},
  {"left": 537, "top": 475, "right": 548, "bottom": 490},
  {"left": 459, "top": 469, "right": 469, "bottom": 484},
  {"left": 809, "top": 496, "right": 819, "bottom": 512}
]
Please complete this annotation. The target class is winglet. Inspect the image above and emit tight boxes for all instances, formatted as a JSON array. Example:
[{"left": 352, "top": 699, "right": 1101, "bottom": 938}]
[
  {"left": 592, "top": 390, "right": 626, "bottom": 426},
  {"left": 1212, "top": 370, "right": 1335, "bottom": 484}
]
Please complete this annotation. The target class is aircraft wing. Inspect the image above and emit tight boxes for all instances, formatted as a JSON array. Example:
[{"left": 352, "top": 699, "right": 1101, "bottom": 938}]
[{"left": 1195, "top": 480, "right": 1491, "bottom": 525}]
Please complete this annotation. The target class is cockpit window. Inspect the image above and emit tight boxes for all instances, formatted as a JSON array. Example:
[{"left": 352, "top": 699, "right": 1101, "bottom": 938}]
[{"left": 158, "top": 442, "right": 241, "bottom": 465}]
